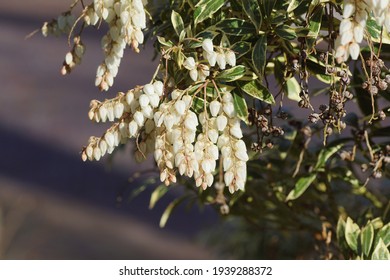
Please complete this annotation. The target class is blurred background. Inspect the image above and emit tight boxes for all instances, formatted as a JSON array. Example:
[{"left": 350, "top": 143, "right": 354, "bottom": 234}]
[{"left": 0, "top": 0, "right": 218, "bottom": 259}]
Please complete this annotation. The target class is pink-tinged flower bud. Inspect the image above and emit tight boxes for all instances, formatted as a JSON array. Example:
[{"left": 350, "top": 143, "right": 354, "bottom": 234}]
[
  {"left": 202, "top": 38, "right": 214, "bottom": 54},
  {"left": 210, "top": 100, "right": 221, "bottom": 117}
]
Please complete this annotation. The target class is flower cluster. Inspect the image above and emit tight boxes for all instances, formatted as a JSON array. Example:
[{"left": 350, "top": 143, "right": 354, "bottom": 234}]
[
  {"left": 83, "top": 82, "right": 249, "bottom": 193},
  {"left": 61, "top": 36, "right": 85, "bottom": 75},
  {"left": 41, "top": 12, "right": 76, "bottom": 37},
  {"left": 183, "top": 38, "right": 236, "bottom": 82},
  {"left": 336, "top": 0, "right": 390, "bottom": 62},
  {"left": 82, "top": 80, "right": 163, "bottom": 161},
  {"left": 90, "top": 0, "right": 147, "bottom": 91},
  {"left": 42, "top": 0, "right": 147, "bottom": 91}
]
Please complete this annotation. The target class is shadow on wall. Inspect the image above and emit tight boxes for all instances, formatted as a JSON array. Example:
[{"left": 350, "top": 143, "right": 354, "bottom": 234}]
[{"left": 0, "top": 123, "right": 218, "bottom": 236}]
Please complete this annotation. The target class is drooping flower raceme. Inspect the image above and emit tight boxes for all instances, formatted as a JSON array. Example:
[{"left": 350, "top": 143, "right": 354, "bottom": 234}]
[{"left": 336, "top": 0, "right": 390, "bottom": 62}]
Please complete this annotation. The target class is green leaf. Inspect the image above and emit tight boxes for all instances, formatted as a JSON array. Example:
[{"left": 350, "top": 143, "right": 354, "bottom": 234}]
[
  {"left": 314, "top": 144, "right": 344, "bottom": 171},
  {"left": 157, "top": 36, "right": 173, "bottom": 47},
  {"left": 361, "top": 222, "right": 374, "bottom": 257},
  {"left": 240, "top": 79, "right": 275, "bottom": 104},
  {"left": 242, "top": 0, "right": 262, "bottom": 30},
  {"left": 159, "top": 196, "right": 188, "bottom": 228},
  {"left": 171, "top": 10, "right": 184, "bottom": 37},
  {"left": 376, "top": 224, "right": 390, "bottom": 247},
  {"left": 233, "top": 90, "right": 249, "bottom": 123},
  {"left": 252, "top": 35, "right": 267, "bottom": 79},
  {"left": 216, "top": 65, "right": 246, "bottom": 82},
  {"left": 285, "top": 174, "right": 316, "bottom": 201},
  {"left": 337, "top": 216, "right": 346, "bottom": 243},
  {"left": 372, "top": 239, "right": 390, "bottom": 260},
  {"left": 231, "top": 41, "right": 252, "bottom": 59},
  {"left": 149, "top": 184, "right": 169, "bottom": 209},
  {"left": 262, "top": 0, "right": 276, "bottom": 18},
  {"left": 194, "top": 0, "right": 224, "bottom": 25},
  {"left": 275, "top": 25, "right": 297, "bottom": 40},
  {"left": 307, "top": 5, "right": 323, "bottom": 38},
  {"left": 285, "top": 77, "right": 301, "bottom": 102},
  {"left": 366, "top": 18, "right": 381, "bottom": 40},
  {"left": 345, "top": 217, "right": 361, "bottom": 253},
  {"left": 215, "top": 18, "right": 256, "bottom": 36},
  {"left": 287, "top": 0, "right": 302, "bottom": 13}
]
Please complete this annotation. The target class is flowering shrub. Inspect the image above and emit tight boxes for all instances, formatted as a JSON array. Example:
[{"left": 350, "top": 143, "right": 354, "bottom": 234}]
[{"left": 41, "top": 0, "right": 389, "bottom": 259}]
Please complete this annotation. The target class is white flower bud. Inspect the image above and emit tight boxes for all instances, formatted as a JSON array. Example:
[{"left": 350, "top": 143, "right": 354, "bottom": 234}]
[
  {"left": 114, "top": 102, "right": 124, "bottom": 119},
  {"left": 201, "top": 159, "right": 212, "bottom": 173},
  {"left": 216, "top": 115, "right": 228, "bottom": 131},
  {"left": 206, "top": 51, "right": 217, "bottom": 66},
  {"left": 224, "top": 171, "right": 234, "bottom": 186},
  {"left": 141, "top": 83, "right": 153, "bottom": 96},
  {"left": 202, "top": 38, "right": 214, "bottom": 54},
  {"left": 183, "top": 57, "right": 196, "bottom": 70},
  {"left": 142, "top": 105, "right": 153, "bottom": 119},
  {"left": 209, "top": 100, "right": 221, "bottom": 117},
  {"left": 175, "top": 100, "right": 186, "bottom": 115},
  {"left": 222, "top": 91, "right": 234, "bottom": 102},
  {"left": 223, "top": 102, "right": 236, "bottom": 118},
  {"left": 230, "top": 122, "right": 243, "bottom": 139},
  {"left": 208, "top": 129, "right": 219, "bottom": 143},
  {"left": 182, "top": 95, "right": 192, "bottom": 107},
  {"left": 126, "top": 91, "right": 134, "bottom": 105},
  {"left": 129, "top": 120, "right": 138, "bottom": 137},
  {"left": 164, "top": 114, "right": 175, "bottom": 131},
  {"left": 340, "top": 29, "right": 353, "bottom": 45},
  {"left": 343, "top": 3, "right": 355, "bottom": 19},
  {"left": 153, "top": 81, "right": 164, "bottom": 96},
  {"left": 185, "top": 111, "right": 198, "bottom": 131},
  {"left": 99, "top": 106, "right": 108, "bottom": 122},
  {"left": 99, "top": 140, "right": 107, "bottom": 156},
  {"left": 216, "top": 52, "right": 226, "bottom": 70},
  {"left": 65, "top": 52, "right": 73, "bottom": 65},
  {"left": 149, "top": 93, "right": 160, "bottom": 108},
  {"left": 189, "top": 68, "right": 198, "bottom": 81},
  {"left": 93, "top": 147, "right": 102, "bottom": 161},
  {"left": 339, "top": 19, "right": 352, "bottom": 34},
  {"left": 349, "top": 42, "right": 360, "bottom": 60},
  {"left": 105, "top": 132, "right": 115, "bottom": 147},
  {"left": 86, "top": 145, "right": 93, "bottom": 158},
  {"left": 223, "top": 156, "right": 233, "bottom": 171},
  {"left": 225, "top": 50, "right": 236, "bottom": 66},
  {"left": 353, "top": 25, "right": 364, "bottom": 43},
  {"left": 133, "top": 110, "right": 145, "bottom": 126},
  {"left": 139, "top": 94, "right": 150, "bottom": 108}
]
